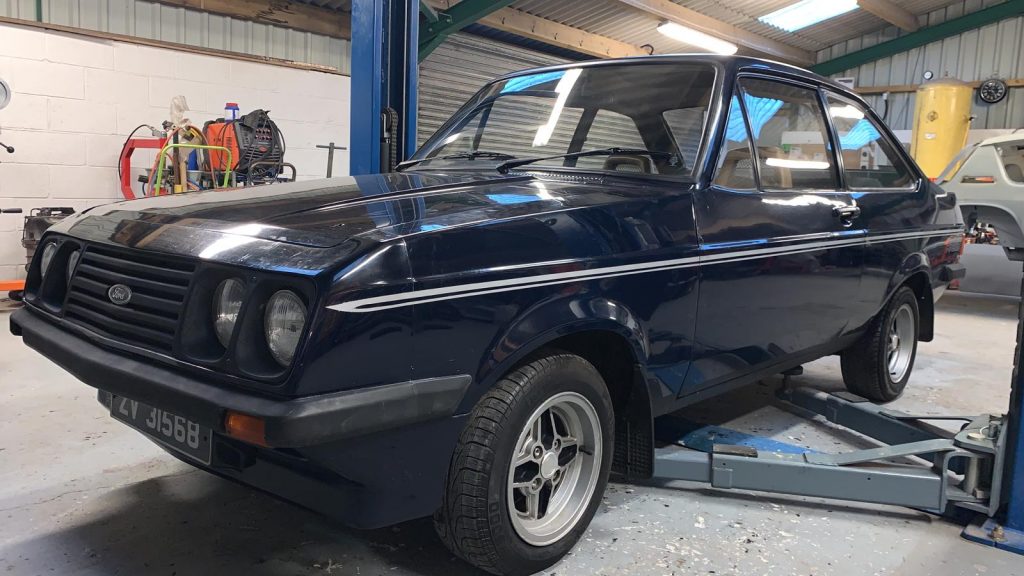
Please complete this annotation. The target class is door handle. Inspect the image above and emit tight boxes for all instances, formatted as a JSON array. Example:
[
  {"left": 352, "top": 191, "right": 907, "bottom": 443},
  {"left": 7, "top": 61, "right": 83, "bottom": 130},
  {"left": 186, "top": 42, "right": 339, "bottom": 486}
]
[{"left": 833, "top": 205, "right": 861, "bottom": 227}]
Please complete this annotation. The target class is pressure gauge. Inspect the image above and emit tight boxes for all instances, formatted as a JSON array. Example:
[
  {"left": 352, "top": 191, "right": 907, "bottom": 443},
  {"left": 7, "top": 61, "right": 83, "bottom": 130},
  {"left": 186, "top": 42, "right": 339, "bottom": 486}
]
[
  {"left": 923, "top": 70, "right": 934, "bottom": 81},
  {"left": 979, "top": 78, "right": 1008, "bottom": 104},
  {"left": 0, "top": 79, "right": 10, "bottom": 111}
]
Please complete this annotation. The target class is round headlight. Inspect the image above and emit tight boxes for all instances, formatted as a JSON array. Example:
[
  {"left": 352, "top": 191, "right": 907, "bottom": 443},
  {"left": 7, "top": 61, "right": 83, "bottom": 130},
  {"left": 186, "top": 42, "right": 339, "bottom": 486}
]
[
  {"left": 213, "top": 278, "right": 245, "bottom": 347},
  {"left": 66, "top": 250, "right": 81, "bottom": 282},
  {"left": 265, "top": 290, "right": 306, "bottom": 367},
  {"left": 39, "top": 242, "right": 58, "bottom": 278}
]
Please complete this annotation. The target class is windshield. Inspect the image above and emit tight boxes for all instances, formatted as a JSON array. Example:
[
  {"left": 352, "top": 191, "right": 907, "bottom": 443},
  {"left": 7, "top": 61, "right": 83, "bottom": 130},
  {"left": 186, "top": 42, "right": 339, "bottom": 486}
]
[{"left": 409, "top": 63, "right": 717, "bottom": 178}]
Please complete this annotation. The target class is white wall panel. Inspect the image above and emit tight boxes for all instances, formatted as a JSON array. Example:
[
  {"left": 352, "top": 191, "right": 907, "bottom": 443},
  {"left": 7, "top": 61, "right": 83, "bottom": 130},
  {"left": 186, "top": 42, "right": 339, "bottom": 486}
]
[
  {"left": 0, "top": 20, "right": 350, "bottom": 278},
  {"left": 0, "top": 0, "right": 350, "bottom": 71},
  {"left": 816, "top": 0, "right": 1024, "bottom": 131}
]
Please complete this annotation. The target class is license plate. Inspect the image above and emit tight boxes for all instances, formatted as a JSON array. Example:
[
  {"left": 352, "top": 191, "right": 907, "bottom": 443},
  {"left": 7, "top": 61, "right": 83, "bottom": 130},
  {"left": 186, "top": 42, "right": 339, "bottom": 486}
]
[{"left": 110, "top": 395, "right": 213, "bottom": 464}]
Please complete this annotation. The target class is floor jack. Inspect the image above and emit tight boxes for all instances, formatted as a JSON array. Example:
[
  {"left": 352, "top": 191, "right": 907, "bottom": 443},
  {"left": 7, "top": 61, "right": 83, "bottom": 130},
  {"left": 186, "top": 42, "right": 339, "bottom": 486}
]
[{"left": 649, "top": 269, "right": 1024, "bottom": 556}]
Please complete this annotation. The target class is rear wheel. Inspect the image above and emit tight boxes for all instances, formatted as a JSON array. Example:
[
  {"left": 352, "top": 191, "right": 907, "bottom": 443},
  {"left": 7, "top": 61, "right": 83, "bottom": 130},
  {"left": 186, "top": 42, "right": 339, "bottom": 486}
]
[
  {"left": 841, "top": 286, "right": 919, "bottom": 402},
  {"left": 434, "top": 353, "right": 613, "bottom": 576}
]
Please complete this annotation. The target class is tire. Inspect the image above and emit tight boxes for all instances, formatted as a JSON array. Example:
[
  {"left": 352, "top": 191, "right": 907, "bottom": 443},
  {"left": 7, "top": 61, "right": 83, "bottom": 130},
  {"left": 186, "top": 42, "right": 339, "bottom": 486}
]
[
  {"left": 434, "top": 353, "right": 614, "bottom": 576},
  {"left": 841, "top": 286, "right": 920, "bottom": 402}
]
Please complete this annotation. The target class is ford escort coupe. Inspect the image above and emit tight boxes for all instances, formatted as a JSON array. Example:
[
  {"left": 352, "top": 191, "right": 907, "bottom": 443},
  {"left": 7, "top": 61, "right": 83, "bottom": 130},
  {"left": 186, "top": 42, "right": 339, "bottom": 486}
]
[{"left": 11, "top": 55, "right": 964, "bottom": 575}]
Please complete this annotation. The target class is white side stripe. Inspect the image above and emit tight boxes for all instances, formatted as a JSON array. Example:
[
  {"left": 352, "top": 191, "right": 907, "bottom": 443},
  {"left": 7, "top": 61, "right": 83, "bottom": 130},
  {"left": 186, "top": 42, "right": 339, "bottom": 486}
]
[{"left": 328, "top": 228, "right": 962, "bottom": 313}]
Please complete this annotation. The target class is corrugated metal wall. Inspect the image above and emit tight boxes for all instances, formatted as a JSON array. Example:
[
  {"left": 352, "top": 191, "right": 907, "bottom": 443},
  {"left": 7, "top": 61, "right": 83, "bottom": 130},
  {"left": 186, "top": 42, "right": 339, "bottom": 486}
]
[
  {"left": 816, "top": 0, "right": 1024, "bottom": 131},
  {"left": 418, "top": 33, "right": 569, "bottom": 145},
  {"left": 0, "top": 0, "right": 350, "bottom": 72}
]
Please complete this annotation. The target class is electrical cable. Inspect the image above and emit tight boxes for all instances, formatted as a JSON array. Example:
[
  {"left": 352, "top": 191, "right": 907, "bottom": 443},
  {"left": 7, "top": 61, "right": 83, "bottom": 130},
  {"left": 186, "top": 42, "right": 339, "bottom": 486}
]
[{"left": 117, "top": 124, "right": 156, "bottom": 181}]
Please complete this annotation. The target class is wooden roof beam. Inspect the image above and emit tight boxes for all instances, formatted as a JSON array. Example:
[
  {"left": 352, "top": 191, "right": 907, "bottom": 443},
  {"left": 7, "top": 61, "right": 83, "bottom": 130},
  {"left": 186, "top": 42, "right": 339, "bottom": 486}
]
[
  {"left": 614, "top": 0, "right": 814, "bottom": 65},
  {"left": 858, "top": 0, "right": 920, "bottom": 32},
  {"left": 427, "top": 0, "right": 647, "bottom": 58},
  {"left": 154, "top": 0, "right": 350, "bottom": 39}
]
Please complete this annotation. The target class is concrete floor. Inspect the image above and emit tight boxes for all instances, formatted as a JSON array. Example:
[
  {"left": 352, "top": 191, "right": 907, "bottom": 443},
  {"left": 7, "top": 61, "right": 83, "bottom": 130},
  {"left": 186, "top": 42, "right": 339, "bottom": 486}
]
[{"left": 2, "top": 291, "right": 1022, "bottom": 576}]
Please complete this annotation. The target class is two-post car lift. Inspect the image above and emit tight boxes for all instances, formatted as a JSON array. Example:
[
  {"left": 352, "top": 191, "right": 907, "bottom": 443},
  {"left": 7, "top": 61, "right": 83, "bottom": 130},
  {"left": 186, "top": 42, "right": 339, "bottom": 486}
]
[{"left": 650, "top": 277, "right": 1024, "bottom": 554}]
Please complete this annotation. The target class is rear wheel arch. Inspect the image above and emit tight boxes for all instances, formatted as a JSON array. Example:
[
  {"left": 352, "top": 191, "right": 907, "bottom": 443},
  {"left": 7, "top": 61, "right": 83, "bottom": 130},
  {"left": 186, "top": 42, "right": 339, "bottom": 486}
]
[{"left": 901, "top": 271, "right": 934, "bottom": 342}]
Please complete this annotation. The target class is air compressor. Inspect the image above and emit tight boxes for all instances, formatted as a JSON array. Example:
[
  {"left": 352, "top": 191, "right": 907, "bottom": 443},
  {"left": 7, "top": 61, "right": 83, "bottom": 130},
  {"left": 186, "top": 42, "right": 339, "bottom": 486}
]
[{"left": 911, "top": 78, "right": 974, "bottom": 179}]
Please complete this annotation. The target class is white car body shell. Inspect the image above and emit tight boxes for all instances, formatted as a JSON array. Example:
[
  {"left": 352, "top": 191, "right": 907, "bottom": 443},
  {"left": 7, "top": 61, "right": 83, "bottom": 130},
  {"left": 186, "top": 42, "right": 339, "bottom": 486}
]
[{"left": 940, "top": 133, "right": 1024, "bottom": 252}]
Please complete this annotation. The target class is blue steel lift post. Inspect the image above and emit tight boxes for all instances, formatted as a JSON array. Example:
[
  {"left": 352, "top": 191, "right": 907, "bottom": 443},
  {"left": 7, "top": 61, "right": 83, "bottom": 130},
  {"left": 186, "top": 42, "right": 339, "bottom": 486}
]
[
  {"left": 961, "top": 264, "right": 1024, "bottom": 552},
  {"left": 346, "top": 0, "right": 1024, "bottom": 554},
  {"left": 350, "top": 0, "right": 419, "bottom": 175}
]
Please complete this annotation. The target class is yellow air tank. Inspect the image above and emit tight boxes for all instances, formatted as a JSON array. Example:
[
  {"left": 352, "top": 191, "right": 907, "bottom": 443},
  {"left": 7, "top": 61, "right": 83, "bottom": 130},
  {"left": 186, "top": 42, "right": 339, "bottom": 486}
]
[{"left": 911, "top": 79, "right": 973, "bottom": 179}]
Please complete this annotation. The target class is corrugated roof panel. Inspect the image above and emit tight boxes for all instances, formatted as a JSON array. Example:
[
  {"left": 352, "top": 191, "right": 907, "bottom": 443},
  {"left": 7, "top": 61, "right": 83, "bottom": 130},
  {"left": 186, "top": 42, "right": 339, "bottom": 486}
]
[
  {"left": 512, "top": 0, "right": 760, "bottom": 54},
  {"left": 511, "top": 0, "right": 966, "bottom": 56}
]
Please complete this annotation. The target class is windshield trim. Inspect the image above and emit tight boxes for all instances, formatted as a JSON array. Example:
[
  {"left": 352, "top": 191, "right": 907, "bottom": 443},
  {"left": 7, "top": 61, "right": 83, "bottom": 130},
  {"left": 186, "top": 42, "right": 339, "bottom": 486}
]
[{"left": 412, "top": 60, "right": 723, "bottom": 181}]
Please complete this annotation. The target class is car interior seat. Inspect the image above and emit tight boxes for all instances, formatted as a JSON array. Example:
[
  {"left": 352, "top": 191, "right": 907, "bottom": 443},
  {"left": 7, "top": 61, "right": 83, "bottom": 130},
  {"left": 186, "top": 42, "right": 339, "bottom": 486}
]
[
  {"left": 1005, "top": 163, "right": 1024, "bottom": 183},
  {"left": 602, "top": 154, "right": 653, "bottom": 174},
  {"left": 717, "top": 148, "right": 756, "bottom": 189}
]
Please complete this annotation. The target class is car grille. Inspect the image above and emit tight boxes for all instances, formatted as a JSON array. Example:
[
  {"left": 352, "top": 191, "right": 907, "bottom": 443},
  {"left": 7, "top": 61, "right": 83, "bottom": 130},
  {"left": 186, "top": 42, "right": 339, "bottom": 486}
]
[{"left": 64, "top": 244, "right": 196, "bottom": 354}]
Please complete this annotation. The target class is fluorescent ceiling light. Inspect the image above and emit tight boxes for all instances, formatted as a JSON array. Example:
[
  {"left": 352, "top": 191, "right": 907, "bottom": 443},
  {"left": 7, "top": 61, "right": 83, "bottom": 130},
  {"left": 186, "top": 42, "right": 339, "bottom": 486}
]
[
  {"left": 766, "top": 158, "right": 831, "bottom": 170},
  {"left": 657, "top": 22, "right": 737, "bottom": 55},
  {"left": 758, "top": 0, "right": 859, "bottom": 32}
]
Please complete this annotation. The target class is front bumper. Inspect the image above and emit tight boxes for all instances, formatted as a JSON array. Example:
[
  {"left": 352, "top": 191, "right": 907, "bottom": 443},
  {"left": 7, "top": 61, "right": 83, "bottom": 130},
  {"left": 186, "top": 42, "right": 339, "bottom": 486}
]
[
  {"left": 11, "top": 306, "right": 472, "bottom": 528},
  {"left": 10, "top": 307, "right": 469, "bottom": 447}
]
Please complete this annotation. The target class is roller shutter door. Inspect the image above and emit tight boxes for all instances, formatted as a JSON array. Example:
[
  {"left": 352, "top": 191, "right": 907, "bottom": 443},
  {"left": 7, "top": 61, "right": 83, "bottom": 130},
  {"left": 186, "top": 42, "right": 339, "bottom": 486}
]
[{"left": 418, "top": 34, "right": 569, "bottom": 146}]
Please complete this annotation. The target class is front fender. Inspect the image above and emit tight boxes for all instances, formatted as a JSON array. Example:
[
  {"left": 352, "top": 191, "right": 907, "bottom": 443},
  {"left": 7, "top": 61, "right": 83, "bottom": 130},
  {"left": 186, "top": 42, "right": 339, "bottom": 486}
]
[{"left": 456, "top": 293, "right": 649, "bottom": 413}]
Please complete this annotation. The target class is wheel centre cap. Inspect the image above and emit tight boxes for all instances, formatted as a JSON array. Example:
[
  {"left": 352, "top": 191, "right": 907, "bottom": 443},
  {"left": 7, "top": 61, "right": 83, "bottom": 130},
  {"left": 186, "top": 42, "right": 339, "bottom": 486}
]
[{"left": 540, "top": 452, "right": 560, "bottom": 479}]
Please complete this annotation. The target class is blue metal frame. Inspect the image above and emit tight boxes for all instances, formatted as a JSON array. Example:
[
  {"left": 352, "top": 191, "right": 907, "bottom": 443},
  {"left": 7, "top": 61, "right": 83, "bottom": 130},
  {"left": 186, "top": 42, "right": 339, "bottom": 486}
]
[{"left": 350, "top": 0, "right": 419, "bottom": 175}]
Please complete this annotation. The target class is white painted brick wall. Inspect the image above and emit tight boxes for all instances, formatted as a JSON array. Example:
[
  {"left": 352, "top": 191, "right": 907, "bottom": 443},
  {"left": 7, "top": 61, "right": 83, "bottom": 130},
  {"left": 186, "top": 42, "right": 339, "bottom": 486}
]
[{"left": 0, "top": 21, "right": 351, "bottom": 278}]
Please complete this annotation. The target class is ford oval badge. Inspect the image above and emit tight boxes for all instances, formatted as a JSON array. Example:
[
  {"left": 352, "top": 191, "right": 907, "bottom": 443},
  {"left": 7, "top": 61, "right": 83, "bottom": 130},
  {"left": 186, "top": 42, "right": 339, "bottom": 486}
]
[{"left": 108, "top": 284, "right": 132, "bottom": 306}]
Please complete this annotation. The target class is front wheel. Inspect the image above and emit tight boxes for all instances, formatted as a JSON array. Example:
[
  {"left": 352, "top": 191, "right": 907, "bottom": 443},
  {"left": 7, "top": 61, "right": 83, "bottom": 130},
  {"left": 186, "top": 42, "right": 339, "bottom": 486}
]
[
  {"left": 841, "top": 286, "right": 919, "bottom": 402},
  {"left": 434, "top": 353, "right": 614, "bottom": 576}
]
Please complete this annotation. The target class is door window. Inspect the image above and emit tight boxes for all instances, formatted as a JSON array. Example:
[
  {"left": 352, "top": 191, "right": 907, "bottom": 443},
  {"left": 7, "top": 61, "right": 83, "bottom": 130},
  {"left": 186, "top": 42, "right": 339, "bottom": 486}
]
[
  {"left": 738, "top": 78, "right": 839, "bottom": 190},
  {"left": 825, "top": 94, "right": 914, "bottom": 189},
  {"left": 712, "top": 95, "right": 756, "bottom": 190}
]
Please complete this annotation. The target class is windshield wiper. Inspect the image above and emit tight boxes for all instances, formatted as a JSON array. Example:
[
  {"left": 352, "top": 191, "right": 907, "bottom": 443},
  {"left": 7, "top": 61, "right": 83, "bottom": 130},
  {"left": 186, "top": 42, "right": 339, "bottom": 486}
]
[
  {"left": 496, "top": 147, "right": 675, "bottom": 174},
  {"left": 397, "top": 150, "right": 518, "bottom": 170}
]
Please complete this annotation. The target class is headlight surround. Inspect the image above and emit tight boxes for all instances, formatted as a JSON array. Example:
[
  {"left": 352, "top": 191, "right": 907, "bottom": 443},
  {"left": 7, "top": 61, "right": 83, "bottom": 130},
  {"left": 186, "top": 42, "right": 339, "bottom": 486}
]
[
  {"left": 66, "top": 250, "right": 81, "bottom": 282},
  {"left": 39, "top": 242, "right": 58, "bottom": 278},
  {"left": 213, "top": 278, "right": 245, "bottom": 348},
  {"left": 264, "top": 290, "right": 306, "bottom": 367}
]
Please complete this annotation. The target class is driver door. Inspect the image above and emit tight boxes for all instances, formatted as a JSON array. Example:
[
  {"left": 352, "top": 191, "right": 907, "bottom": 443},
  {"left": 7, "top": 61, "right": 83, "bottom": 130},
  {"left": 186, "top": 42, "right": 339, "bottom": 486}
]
[{"left": 683, "top": 76, "right": 865, "bottom": 397}]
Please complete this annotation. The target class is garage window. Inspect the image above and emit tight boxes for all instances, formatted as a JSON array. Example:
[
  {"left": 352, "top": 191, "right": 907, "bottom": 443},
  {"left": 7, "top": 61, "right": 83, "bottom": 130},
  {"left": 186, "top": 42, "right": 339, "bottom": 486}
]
[
  {"left": 738, "top": 78, "right": 839, "bottom": 191},
  {"left": 824, "top": 93, "right": 914, "bottom": 189}
]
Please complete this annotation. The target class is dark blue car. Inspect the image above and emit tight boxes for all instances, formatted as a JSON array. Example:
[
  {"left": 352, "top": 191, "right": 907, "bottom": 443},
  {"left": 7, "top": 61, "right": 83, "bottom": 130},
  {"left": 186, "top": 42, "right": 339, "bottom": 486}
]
[{"left": 11, "top": 55, "right": 964, "bottom": 575}]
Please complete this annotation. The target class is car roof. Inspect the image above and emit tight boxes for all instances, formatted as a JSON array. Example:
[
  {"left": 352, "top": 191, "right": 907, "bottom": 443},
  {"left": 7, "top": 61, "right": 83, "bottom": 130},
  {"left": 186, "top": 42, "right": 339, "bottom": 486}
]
[
  {"left": 492, "top": 54, "right": 855, "bottom": 98},
  {"left": 977, "top": 131, "right": 1024, "bottom": 146}
]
